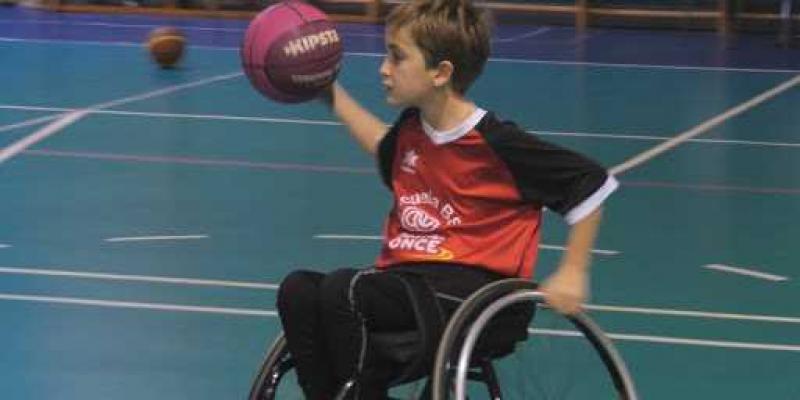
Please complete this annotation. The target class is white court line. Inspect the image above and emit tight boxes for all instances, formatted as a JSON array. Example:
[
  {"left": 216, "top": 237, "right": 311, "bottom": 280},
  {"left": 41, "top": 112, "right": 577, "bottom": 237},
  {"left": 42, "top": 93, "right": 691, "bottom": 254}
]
[
  {"left": 0, "top": 71, "right": 242, "bottom": 165},
  {"left": 0, "top": 244, "right": 10, "bottom": 249},
  {"left": 0, "top": 291, "right": 795, "bottom": 351},
  {"left": 0, "top": 114, "right": 68, "bottom": 134},
  {"left": 610, "top": 74, "right": 800, "bottom": 175},
  {"left": 2, "top": 36, "right": 798, "bottom": 74},
  {"left": 536, "top": 130, "right": 800, "bottom": 149},
  {"left": 0, "top": 266, "right": 797, "bottom": 324},
  {"left": 539, "top": 244, "right": 619, "bottom": 256},
  {"left": 105, "top": 235, "right": 209, "bottom": 242},
  {"left": 0, "top": 293, "right": 276, "bottom": 317},
  {"left": 91, "top": 72, "right": 242, "bottom": 110},
  {"left": 5, "top": 105, "right": 799, "bottom": 150},
  {"left": 0, "top": 266, "right": 278, "bottom": 290},
  {"left": 486, "top": 57, "right": 800, "bottom": 74},
  {"left": 0, "top": 111, "right": 88, "bottom": 164},
  {"left": 702, "top": 264, "right": 789, "bottom": 282},
  {"left": 313, "top": 234, "right": 620, "bottom": 255},
  {"left": 584, "top": 304, "right": 800, "bottom": 324},
  {"left": 530, "top": 328, "right": 800, "bottom": 352},
  {"left": 0, "top": 105, "right": 344, "bottom": 127}
]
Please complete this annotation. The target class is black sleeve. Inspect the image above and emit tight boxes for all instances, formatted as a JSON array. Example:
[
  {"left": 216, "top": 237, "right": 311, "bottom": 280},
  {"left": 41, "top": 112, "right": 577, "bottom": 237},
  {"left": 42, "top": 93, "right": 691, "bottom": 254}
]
[
  {"left": 480, "top": 115, "right": 612, "bottom": 218},
  {"left": 377, "top": 108, "right": 419, "bottom": 190}
]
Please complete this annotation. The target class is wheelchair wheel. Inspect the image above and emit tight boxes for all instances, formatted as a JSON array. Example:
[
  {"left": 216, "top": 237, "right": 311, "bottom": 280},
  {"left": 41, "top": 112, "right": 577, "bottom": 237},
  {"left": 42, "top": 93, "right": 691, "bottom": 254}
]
[
  {"left": 431, "top": 279, "right": 638, "bottom": 400},
  {"left": 248, "top": 333, "right": 427, "bottom": 400},
  {"left": 249, "top": 333, "right": 301, "bottom": 400}
]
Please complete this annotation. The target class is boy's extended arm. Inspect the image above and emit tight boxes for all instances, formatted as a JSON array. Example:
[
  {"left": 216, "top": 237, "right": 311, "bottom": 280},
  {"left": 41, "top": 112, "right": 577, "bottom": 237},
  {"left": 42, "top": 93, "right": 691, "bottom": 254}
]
[
  {"left": 326, "top": 82, "right": 388, "bottom": 155},
  {"left": 541, "top": 207, "right": 603, "bottom": 315}
]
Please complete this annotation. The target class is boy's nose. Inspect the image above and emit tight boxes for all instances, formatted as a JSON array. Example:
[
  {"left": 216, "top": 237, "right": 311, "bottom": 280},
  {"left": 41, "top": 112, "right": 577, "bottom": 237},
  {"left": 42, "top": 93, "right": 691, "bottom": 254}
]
[{"left": 379, "top": 58, "right": 390, "bottom": 77}]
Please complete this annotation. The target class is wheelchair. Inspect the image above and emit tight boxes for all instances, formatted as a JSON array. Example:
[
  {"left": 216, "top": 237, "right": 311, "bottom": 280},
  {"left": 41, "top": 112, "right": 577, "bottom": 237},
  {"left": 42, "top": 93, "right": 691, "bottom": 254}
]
[{"left": 249, "top": 278, "right": 638, "bottom": 400}]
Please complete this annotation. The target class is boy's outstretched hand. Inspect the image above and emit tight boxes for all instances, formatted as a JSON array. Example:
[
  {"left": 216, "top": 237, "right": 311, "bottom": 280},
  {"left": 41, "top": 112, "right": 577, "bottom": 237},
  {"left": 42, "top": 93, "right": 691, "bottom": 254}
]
[
  {"left": 541, "top": 265, "right": 588, "bottom": 316},
  {"left": 543, "top": 208, "right": 602, "bottom": 315}
]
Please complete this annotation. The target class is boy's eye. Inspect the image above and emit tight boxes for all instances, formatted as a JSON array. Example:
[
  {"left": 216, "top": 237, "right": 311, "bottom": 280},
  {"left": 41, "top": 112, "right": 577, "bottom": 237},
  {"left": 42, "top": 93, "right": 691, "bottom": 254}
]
[{"left": 386, "top": 46, "right": 404, "bottom": 63}]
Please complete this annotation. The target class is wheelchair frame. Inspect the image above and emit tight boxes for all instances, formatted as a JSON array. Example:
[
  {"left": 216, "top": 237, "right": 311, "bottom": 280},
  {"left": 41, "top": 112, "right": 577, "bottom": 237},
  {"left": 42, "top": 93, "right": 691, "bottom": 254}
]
[{"left": 249, "top": 278, "right": 638, "bottom": 400}]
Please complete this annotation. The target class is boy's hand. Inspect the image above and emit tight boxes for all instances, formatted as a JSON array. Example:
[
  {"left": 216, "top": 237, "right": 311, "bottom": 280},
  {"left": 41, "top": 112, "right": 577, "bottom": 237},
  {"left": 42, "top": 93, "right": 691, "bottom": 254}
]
[{"left": 541, "top": 266, "right": 588, "bottom": 315}]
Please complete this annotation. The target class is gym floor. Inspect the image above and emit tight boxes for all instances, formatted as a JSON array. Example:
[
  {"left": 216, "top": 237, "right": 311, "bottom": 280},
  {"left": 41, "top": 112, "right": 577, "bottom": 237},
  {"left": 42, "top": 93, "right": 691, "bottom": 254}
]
[{"left": 0, "top": 6, "right": 799, "bottom": 399}]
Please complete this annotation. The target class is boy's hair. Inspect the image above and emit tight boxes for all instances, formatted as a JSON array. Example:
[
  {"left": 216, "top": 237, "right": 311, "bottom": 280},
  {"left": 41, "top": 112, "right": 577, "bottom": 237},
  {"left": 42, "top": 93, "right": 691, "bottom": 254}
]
[{"left": 386, "top": 0, "right": 491, "bottom": 95}]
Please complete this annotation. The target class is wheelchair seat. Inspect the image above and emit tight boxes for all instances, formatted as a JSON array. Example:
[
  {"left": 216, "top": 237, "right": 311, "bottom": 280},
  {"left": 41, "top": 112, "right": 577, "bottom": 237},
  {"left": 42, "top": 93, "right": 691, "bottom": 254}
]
[
  {"left": 365, "top": 273, "right": 535, "bottom": 389},
  {"left": 365, "top": 300, "right": 534, "bottom": 394}
]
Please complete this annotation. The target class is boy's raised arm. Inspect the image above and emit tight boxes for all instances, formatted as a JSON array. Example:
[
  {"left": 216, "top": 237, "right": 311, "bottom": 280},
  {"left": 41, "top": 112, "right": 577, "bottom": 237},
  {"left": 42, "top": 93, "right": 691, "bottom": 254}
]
[{"left": 325, "top": 82, "right": 389, "bottom": 156}]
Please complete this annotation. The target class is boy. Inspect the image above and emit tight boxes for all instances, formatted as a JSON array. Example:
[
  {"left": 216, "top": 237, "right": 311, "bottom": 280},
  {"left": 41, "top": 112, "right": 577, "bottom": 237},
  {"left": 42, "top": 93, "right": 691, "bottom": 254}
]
[{"left": 276, "top": 0, "right": 618, "bottom": 398}]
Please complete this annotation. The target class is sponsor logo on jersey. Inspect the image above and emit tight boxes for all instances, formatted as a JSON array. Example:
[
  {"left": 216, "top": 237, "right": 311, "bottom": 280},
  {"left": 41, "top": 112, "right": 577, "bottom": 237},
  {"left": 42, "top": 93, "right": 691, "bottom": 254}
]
[
  {"left": 401, "top": 149, "right": 419, "bottom": 174},
  {"left": 388, "top": 193, "right": 460, "bottom": 260},
  {"left": 386, "top": 233, "right": 453, "bottom": 260},
  {"left": 400, "top": 206, "right": 440, "bottom": 232},
  {"left": 399, "top": 191, "right": 461, "bottom": 227}
]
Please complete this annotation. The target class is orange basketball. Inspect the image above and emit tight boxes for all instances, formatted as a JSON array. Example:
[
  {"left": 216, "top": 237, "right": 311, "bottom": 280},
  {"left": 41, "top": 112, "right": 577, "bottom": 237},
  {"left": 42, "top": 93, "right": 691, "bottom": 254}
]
[{"left": 147, "top": 27, "right": 185, "bottom": 68}]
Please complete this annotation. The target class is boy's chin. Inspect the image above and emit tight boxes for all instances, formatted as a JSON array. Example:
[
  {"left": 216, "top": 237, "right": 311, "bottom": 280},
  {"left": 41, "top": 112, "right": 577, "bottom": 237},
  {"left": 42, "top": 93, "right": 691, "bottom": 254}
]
[{"left": 386, "top": 95, "right": 409, "bottom": 108}]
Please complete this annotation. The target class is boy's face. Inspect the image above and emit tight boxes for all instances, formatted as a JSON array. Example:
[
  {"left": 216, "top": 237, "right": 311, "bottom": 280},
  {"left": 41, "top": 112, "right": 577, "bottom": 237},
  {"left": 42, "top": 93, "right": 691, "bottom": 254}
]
[{"left": 380, "top": 26, "right": 437, "bottom": 107}]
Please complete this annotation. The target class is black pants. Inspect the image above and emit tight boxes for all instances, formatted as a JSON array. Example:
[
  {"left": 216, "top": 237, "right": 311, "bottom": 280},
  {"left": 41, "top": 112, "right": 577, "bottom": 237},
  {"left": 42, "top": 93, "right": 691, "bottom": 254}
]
[{"left": 275, "top": 263, "right": 504, "bottom": 400}]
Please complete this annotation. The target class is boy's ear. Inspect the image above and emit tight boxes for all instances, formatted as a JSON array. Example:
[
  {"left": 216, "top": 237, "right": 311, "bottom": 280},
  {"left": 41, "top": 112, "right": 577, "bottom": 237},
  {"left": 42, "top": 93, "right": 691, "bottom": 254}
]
[{"left": 432, "top": 60, "right": 454, "bottom": 88}]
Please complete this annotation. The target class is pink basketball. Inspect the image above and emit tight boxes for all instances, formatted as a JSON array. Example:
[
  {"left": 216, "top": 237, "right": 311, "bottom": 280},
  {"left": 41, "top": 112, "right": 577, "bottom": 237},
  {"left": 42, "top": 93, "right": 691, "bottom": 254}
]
[{"left": 241, "top": 1, "right": 343, "bottom": 103}]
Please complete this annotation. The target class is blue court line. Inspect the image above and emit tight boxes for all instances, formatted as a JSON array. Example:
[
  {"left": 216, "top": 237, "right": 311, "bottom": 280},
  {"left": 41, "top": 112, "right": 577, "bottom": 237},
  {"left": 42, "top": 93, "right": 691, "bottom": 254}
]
[
  {"left": 2, "top": 8, "right": 799, "bottom": 70},
  {"left": 22, "top": 148, "right": 376, "bottom": 174},
  {"left": 16, "top": 148, "right": 800, "bottom": 196},
  {"left": 493, "top": 27, "right": 552, "bottom": 43},
  {"left": 2, "top": 36, "right": 798, "bottom": 73},
  {"left": 0, "top": 18, "right": 558, "bottom": 43}
]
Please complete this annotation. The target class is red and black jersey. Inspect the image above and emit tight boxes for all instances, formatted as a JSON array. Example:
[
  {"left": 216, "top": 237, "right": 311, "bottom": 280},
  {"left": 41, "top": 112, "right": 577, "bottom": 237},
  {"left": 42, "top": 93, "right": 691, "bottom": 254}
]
[{"left": 375, "top": 108, "right": 618, "bottom": 278}]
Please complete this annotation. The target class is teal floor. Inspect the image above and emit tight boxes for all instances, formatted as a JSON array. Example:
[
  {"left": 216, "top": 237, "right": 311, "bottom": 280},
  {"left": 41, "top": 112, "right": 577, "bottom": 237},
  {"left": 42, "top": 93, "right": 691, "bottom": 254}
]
[{"left": 1, "top": 30, "right": 799, "bottom": 399}]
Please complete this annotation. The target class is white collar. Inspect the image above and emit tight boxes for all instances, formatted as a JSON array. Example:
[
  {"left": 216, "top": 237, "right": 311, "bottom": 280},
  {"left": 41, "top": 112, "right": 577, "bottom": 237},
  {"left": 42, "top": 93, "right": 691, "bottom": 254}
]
[{"left": 421, "top": 107, "right": 487, "bottom": 145}]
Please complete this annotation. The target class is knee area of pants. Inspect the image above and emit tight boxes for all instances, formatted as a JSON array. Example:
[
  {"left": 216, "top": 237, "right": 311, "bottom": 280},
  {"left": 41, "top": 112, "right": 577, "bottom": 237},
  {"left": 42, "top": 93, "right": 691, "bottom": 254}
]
[
  {"left": 319, "top": 269, "right": 358, "bottom": 306},
  {"left": 277, "top": 271, "right": 320, "bottom": 306}
]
